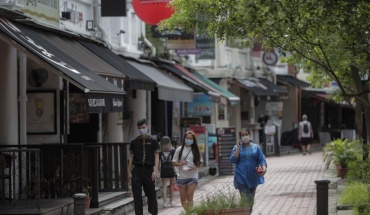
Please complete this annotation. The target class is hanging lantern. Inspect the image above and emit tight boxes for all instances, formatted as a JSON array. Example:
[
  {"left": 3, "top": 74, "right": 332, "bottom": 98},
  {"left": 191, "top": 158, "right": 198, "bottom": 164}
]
[{"left": 132, "top": 0, "right": 175, "bottom": 25}]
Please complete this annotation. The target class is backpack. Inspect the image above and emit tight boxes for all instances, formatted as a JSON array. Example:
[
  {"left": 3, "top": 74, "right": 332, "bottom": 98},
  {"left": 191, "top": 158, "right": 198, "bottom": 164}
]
[
  {"left": 160, "top": 149, "right": 175, "bottom": 178},
  {"left": 303, "top": 122, "right": 309, "bottom": 134}
]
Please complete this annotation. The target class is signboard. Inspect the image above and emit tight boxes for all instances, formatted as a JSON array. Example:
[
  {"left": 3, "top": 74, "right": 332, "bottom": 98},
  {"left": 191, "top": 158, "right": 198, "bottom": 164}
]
[
  {"left": 187, "top": 93, "right": 213, "bottom": 116},
  {"left": 151, "top": 25, "right": 194, "bottom": 39},
  {"left": 19, "top": 0, "right": 60, "bottom": 27},
  {"left": 189, "top": 126, "right": 207, "bottom": 153},
  {"left": 216, "top": 127, "right": 237, "bottom": 176},
  {"left": 180, "top": 117, "right": 201, "bottom": 128}
]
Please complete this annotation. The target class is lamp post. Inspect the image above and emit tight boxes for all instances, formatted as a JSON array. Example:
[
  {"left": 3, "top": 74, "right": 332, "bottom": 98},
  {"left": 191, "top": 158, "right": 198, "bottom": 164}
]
[{"left": 361, "top": 74, "right": 368, "bottom": 161}]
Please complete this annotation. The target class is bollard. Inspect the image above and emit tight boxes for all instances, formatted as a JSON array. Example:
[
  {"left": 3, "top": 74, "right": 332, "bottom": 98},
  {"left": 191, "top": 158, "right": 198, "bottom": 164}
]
[
  {"left": 73, "top": 193, "right": 87, "bottom": 215},
  {"left": 314, "top": 180, "right": 331, "bottom": 215}
]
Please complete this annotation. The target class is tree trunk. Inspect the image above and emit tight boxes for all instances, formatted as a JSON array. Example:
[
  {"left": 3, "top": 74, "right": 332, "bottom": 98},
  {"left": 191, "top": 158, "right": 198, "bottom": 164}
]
[{"left": 350, "top": 66, "right": 369, "bottom": 160}]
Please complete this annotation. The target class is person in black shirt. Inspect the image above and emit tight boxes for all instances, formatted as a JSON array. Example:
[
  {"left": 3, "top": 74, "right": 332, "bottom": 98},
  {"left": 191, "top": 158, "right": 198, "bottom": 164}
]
[{"left": 127, "top": 119, "right": 160, "bottom": 215}]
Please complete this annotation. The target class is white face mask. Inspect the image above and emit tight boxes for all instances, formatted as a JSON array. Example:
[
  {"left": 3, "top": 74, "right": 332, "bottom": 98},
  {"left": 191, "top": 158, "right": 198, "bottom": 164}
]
[
  {"left": 138, "top": 127, "right": 147, "bottom": 135},
  {"left": 241, "top": 135, "right": 251, "bottom": 143}
]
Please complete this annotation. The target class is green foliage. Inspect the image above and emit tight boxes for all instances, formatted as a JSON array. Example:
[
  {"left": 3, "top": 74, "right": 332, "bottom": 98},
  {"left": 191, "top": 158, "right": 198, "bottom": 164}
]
[
  {"left": 323, "top": 139, "right": 362, "bottom": 168},
  {"left": 82, "top": 186, "right": 92, "bottom": 197},
  {"left": 183, "top": 187, "right": 251, "bottom": 215},
  {"left": 160, "top": 0, "right": 370, "bottom": 112},
  {"left": 338, "top": 181, "right": 370, "bottom": 215},
  {"left": 347, "top": 160, "right": 370, "bottom": 184}
]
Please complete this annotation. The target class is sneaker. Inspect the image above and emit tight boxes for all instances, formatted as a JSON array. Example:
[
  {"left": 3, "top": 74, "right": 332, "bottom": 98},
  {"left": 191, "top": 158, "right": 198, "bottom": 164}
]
[
  {"left": 163, "top": 201, "right": 168, "bottom": 208},
  {"left": 302, "top": 152, "right": 306, "bottom": 155},
  {"left": 169, "top": 201, "right": 174, "bottom": 207}
]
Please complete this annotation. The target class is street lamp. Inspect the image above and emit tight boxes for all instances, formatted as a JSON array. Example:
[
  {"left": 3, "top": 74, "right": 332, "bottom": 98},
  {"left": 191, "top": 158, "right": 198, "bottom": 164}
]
[{"left": 361, "top": 73, "right": 368, "bottom": 161}]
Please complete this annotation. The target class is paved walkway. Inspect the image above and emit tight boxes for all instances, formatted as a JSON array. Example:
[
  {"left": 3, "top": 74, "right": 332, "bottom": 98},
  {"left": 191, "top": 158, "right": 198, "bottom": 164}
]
[{"left": 129, "top": 151, "right": 332, "bottom": 215}]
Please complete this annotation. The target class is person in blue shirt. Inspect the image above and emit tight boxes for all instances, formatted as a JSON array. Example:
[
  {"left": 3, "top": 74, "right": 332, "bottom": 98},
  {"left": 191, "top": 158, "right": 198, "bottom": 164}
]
[{"left": 230, "top": 128, "right": 267, "bottom": 212}]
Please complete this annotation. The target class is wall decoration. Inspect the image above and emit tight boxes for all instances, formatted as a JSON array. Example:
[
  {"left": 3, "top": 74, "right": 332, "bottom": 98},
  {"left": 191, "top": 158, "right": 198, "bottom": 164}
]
[{"left": 27, "top": 90, "right": 57, "bottom": 134}]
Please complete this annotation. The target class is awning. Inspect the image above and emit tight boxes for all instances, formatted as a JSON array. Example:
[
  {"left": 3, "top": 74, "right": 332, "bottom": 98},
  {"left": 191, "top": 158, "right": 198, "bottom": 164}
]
[
  {"left": 125, "top": 59, "right": 194, "bottom": 102},
  {"left": 156, "top": 62, "right": 220, "bottom": 102},
  {"left": 192, "top": 72, "right": 240, "bottom": 106},
  {"left": 0, "top": 18, "right": 125, "bottom": 96},
  {"left": 236, "top": 79, "right": 279, "bottom": 97},
  {"left": 277, "top": 75, "right": 310, "bottom": 88},
  {"left": 78, "top": 40, "right": 156, "bottom": 91},
  {"left": 258, "top": 77, "right": 288, "bottom": 95},
  {"left": 37, "top": 29, "right": 126, "bottom": 91},
  {"left": 0, "top": 19, "right": 126, "bottom": 113}
]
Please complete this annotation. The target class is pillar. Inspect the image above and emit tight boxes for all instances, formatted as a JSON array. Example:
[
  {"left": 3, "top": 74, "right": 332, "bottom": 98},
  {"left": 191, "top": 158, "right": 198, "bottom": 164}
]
[{"left": 0, "top": 39, "right": 18, "bottom": 145}]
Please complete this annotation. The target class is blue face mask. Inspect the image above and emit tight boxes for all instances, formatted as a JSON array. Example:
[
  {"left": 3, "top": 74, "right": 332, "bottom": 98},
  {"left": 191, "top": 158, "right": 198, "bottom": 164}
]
[
  {"left": 184, "top": 139, "right": 193, "bottom": 146},
  {"left": 138, "top": 127, "right": 147, "bottom": 135}
]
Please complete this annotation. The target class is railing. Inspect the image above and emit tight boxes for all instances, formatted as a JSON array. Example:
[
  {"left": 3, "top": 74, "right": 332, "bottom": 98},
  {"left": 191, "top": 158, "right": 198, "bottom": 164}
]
[
  {"left": 0, "top": 148, "right": 40, "bottom": 211},
  {"left": 0, "top": 142, "right": 129, "bottom": 208}
]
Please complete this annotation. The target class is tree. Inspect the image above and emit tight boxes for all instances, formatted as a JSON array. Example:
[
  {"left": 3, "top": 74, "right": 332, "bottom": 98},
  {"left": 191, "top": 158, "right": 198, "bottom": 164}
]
[{"left": 160, "top": 0, "right": 370, "bottom": 159}]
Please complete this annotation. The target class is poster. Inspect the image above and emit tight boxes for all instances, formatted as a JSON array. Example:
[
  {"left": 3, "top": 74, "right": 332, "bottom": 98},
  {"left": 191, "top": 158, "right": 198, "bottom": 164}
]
[{"left": 189, "top": 125, "right": 207, "bottom": 153}]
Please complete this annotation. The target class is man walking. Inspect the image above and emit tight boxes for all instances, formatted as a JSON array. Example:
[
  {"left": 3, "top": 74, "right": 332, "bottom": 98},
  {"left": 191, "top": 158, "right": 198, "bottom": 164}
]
[
  {"left": 127, "top": 119, "right": 160, "bottom": 215},
  {"left": 298, "top": 114, "right": 313, "bottom": 155}
]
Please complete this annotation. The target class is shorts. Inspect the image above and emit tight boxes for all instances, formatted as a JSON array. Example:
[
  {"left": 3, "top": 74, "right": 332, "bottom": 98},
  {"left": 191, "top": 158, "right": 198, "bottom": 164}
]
[
  {"left": 176, "top": 178, "right": 198, "bottom": 187},
  {"left": 301, "top": 137, "right": 312, "bottom": 145}
]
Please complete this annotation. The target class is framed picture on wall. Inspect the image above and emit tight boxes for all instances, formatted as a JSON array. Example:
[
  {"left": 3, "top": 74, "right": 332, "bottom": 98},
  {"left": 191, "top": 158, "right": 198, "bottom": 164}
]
[{"left": 26, "top": 90, "right": 57, "bottom": 134}]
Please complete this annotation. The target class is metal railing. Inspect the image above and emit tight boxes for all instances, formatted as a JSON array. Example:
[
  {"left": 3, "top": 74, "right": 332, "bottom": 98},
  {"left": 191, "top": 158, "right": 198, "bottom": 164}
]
[
  {"left": 0, "top": 142, "right": 129, "bottom": 208},
  {"left": 0, "top": 148, "right": 40, "bottom": 211}
]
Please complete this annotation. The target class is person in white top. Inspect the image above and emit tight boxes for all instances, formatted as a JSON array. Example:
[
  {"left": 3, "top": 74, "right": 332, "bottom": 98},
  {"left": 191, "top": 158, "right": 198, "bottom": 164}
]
[
  {"left": 172, "top": 130, "right": 203, "bottom": 210},
  {"left": 299, "top": 114, "right": 314, "bottom": 155}
]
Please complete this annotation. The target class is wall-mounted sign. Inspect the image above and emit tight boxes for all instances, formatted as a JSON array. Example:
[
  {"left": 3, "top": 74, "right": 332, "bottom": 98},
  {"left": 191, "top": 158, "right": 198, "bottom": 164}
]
[
  {"left": 187, "top": 93, "right": 213, "bottom": 116},
  {"left": 262, "top": 51, "right": 278, "bottom": 65}
]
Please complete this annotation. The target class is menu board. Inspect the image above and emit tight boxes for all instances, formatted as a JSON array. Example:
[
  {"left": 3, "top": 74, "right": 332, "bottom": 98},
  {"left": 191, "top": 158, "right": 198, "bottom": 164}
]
[{"left": 216, "top": 127, "right": 237, "bottom": 176}]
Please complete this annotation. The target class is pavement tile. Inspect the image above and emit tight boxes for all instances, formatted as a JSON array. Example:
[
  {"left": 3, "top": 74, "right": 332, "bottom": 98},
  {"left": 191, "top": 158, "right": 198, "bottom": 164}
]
[{"left": 127, "top": 151, "right": 353, "bottom": 215}]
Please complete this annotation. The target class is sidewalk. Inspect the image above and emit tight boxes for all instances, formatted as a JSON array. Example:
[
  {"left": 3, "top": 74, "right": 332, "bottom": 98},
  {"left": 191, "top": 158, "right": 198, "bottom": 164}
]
[{"left": 128, "top": 151, "right": 350, "bottom": 215}]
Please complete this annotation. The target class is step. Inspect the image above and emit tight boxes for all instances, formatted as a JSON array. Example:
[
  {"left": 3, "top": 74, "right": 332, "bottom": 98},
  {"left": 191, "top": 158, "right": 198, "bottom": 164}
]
[{"left": 87, "top": 187, "right": 162, "bottom": 215}]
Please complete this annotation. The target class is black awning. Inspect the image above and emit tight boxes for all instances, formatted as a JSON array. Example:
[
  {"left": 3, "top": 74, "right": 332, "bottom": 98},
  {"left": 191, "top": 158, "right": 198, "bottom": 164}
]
[
  {"left": 0, "top": 18, "right": 125, "bottom": 96},
  {"left": 157, "top": 63, "right": 220, "bottom": 102},
  {"left": 277, "top": 75, "right": 310, "bottom": 88},
  {"left": 236, "top": 79, "right": 279, "bottom": 97},
  {"left": 78, "top": 40, "right": 155, "bottom": 91},
  {"left": 258, "top": 77, "right": 288, "bottom": 95}
]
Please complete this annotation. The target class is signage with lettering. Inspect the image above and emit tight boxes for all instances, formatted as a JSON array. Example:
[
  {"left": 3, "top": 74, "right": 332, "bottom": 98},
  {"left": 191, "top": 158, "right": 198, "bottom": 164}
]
[
  {"left": 180, "top": 117, "right": 201, "bottom": 128},
  {"left": 216, "top": 127, "right": 237, "bottom": 176},
  {"left": 70, "top": 93, "right": 124, "bottom": 114}
]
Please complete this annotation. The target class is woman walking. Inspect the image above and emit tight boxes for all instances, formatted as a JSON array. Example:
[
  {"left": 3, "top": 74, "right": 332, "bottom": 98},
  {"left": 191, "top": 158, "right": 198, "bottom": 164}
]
[
  {"left": 159, "top": 136, "right": 176, "bottom": 208},
  {"left": 172, "top": 130, "right": 203, "bottom": 210}
]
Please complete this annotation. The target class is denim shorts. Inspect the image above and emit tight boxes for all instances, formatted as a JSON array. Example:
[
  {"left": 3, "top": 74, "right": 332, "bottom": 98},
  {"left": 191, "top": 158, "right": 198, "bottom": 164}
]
[{"left": 176, "top": 178, "right": 198, "bottom": 187}]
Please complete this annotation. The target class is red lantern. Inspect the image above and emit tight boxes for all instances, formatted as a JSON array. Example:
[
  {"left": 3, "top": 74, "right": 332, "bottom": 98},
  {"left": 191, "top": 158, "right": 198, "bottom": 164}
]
[{"left": 132, "top": 0, "right": 175, "bottom": 25}]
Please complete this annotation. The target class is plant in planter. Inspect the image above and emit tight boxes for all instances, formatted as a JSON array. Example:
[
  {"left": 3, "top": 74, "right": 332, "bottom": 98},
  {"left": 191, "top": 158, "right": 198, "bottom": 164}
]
[
  {"left": 184, "top": 187, "right": 252, "bottom": 215},
  {"left": 82, "top": 186, "right": 92, "bottom": 208},
  {"left": 323, "top": 139, "right": 362, "bottom": 178}
]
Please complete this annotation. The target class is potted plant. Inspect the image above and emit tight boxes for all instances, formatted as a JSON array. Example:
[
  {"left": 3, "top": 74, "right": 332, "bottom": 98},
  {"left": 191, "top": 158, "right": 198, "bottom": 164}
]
[
  {"left": 323, "top": 139, "right": 362, "bottom": 178},
  {"left": 82, "top": 186, "right": 92, "bottom": 208},
  {"left": 184, "top": 188, "right": 252, "bottom": 215}
]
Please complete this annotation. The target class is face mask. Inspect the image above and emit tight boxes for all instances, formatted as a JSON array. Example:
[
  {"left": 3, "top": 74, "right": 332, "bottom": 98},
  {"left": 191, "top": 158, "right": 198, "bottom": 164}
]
[
  {"left": 241, "top": 135, "right": 251, "bottom": 144},
  {"left": 184, "top": 139, "right": 193, "bottom": 146},
  {"left": 138, "top": 128, "right": 147, "bottom": 135}
]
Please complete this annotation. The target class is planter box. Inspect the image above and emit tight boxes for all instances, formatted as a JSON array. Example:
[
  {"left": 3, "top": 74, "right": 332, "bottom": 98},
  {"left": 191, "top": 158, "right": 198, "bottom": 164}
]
[{"left": 202, "top": 207, "right": 251, "bottom": 215}]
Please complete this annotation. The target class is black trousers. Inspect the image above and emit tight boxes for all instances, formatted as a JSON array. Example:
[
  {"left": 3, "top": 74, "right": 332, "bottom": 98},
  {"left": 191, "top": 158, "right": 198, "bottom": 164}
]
[{"left": 131, "top": 165, "right": 158, "bottom": 215}]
